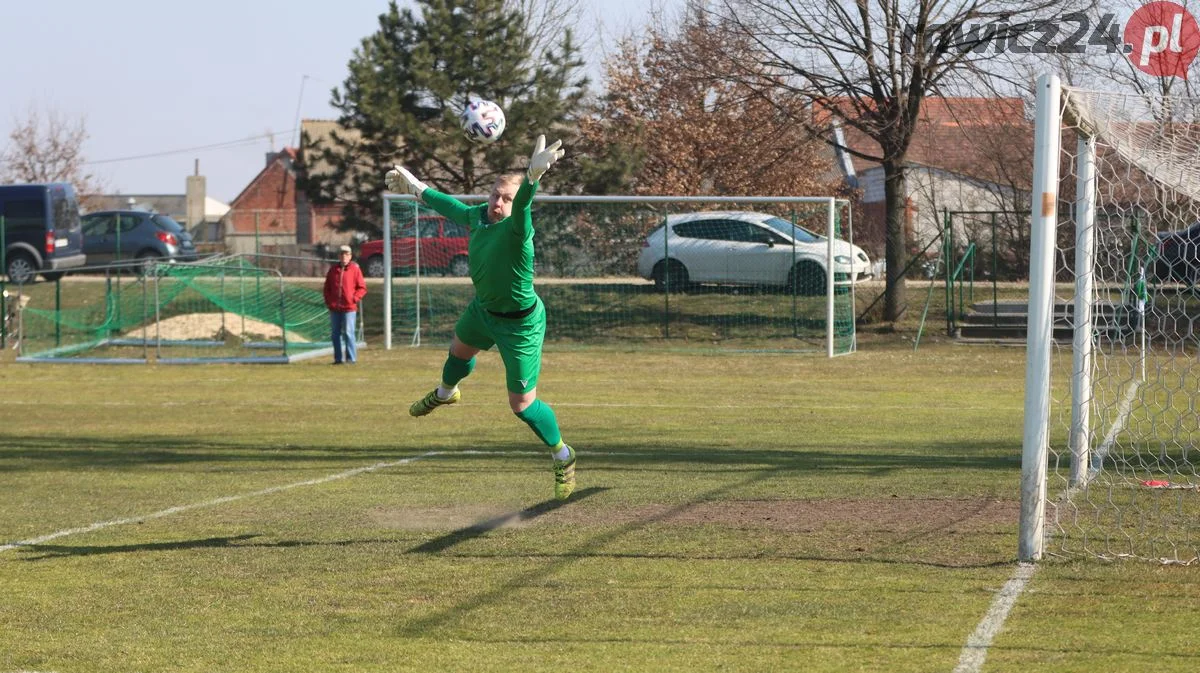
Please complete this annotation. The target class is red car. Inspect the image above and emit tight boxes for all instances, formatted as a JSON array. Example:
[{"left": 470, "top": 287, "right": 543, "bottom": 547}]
[{"left": 359, "top": 215, "right": 471, "bottom": 277}]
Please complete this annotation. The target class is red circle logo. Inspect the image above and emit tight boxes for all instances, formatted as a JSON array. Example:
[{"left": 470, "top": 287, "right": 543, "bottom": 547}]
[{"left": 1126, "top": 1, "right": 1200, "bottom": 78}]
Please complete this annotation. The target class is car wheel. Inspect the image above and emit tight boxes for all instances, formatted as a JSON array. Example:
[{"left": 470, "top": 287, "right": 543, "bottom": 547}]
[
  {"left": 364, "top": 256, "right": 385, "bottom": 278},
  {"left": 137, "top": 251, "right": 162, "bottom": 275},
  {"left": 789, "top": 261, "right": 826, "bottom": 296},
  {"left": 5, "top": 252, "right": 37, "bottom": 285},
  {"left": 448, "top": 256, "right": 470, "bottom": 277},
  {"left": 652, "top": 260, "right": 689, "bottom": 292}
]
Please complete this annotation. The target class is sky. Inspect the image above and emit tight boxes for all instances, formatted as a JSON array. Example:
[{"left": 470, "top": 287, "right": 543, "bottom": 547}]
[{"left": 0, "top": 0, "right": 681, "bottom": 204}]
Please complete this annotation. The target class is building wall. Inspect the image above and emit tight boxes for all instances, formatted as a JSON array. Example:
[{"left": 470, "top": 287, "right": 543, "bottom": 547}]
[
  {"left": 225, "top": 156, "right": 352, "bottom": 252},
  {"left": 859, "top": 168, "right": 886, "bottom": 204},
  {"left": 906, "top": 166, "right": 1019, "bottom": 246},
  {"left": 857, "top": 165, "right": 1023, "bottom": 251},
  {"left": 223, "top": 233, "right": 297, "bottom": 256},
  {"left": 309, "top": 204, "right": 346, "bottom": 246},
  {"left": 227, "top": 160, "right": 296, "bottom": 236},
  {"left": 854, "top": 169, "right": 912, "bottom": 255}
]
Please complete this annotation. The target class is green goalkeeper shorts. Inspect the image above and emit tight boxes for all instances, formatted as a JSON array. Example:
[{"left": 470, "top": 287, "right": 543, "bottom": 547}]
[{"left": 454, "top": 297, "right": 546, "bottom": 394}]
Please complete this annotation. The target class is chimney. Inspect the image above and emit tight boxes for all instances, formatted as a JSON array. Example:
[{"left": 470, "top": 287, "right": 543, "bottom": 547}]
[
  {"left": 265, "top": 150, "right": 293, "bottom": 168},
  {"left": 185, "top": 159, "right": 206, "bottom": 230}
]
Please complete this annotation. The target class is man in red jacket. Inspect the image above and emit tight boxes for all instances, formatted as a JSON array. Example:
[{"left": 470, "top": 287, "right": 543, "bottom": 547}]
[{"left": 323, "top": 245, "right": 367, "bottom": 364}]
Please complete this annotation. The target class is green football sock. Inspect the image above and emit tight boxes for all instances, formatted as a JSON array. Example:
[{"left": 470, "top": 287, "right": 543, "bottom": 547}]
[
  {"left": 441, "top": 352, "right": 475, "bottom": 388},
  {"left": 515, "top": 399, "right": 563, "bottom": 449}
]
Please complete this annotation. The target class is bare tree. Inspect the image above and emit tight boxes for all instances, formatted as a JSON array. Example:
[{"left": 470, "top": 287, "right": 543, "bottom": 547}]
[
  {"left": 0, "top": 104, "right": 103, "bottom": 201},
  {"left": 584, "top": 14, "right": 838, "bottom": 197},
  {"left": 509, "top": 0, "right": 583, "bottom": 65},
  {"left": 702, "top": 0, "right": 1086, "bottom": 321}
]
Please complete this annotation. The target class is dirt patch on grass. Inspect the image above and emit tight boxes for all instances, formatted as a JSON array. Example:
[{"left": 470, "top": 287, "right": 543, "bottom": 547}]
[
  {"left": 368, "top": 505, "right": 536, "bottom": 531},
  {"left": 369, "top": 497, "right": 1017, "bottom": 565},
  {"left": 556, "top": 497, "right": 1017, "bottom": 533},
  {"left": 559, "top": 497, "right": 1018, "bottom": 566},
  {"left": 372, "top": 498, "right": 1015, "bottom": 534},
  {"left": 125, "top": 312, "right": 310, "bottom": 343}
]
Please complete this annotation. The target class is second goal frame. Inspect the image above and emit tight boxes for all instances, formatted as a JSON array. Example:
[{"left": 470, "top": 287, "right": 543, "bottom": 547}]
[{"left": 379, "top": 193, "right": 858, "bottom": 357}]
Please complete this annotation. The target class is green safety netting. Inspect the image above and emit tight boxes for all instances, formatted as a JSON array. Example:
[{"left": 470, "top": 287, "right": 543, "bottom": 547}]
[{"left": 15, "top": 257, "right": 336, "bottom": 363}]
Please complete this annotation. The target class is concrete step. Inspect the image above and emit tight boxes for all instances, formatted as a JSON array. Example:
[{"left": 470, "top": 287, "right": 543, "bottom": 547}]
[
  {"left": 955, "top": 299, "right": 1143, "bottom": 344},
  {"left": 970, "top": 300, "right": 1126, "bottom": 316},
  {"left": 958, "top": 313, "right": 1139, "bottom": 331},
  {"left": 952, "top": 337, "right": 1029, "bottom": 347},
  {"left": 961, "top": 313, "right": 1061, "bottom": 326},
  {"left": 958, "top": 325, "right": 1076, "bottom": 341}
]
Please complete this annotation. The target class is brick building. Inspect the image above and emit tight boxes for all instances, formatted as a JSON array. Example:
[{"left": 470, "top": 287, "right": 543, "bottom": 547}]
[{"left": 224, "top": 146, "right": 348, "bottom": 256}]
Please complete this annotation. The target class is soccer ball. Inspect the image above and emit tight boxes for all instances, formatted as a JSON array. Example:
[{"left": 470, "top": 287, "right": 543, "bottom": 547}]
[{"left": 459, "top": 99, "right": 506, "bottom": 144}]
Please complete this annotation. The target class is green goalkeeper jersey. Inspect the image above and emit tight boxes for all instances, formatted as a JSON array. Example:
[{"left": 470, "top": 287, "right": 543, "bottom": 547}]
[{"left": 420, "top": 179, "right": 538, "bottom": 314}]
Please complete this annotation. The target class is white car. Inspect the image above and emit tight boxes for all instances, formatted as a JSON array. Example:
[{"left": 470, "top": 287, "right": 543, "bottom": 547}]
[{"left": 636, "top": 211, "right": 872, "bottom": 293}]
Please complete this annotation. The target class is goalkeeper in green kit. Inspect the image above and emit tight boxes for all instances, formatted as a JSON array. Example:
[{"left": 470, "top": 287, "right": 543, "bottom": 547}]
[{"left": 385, "top": 136, "right": 575, "bottom": 500}]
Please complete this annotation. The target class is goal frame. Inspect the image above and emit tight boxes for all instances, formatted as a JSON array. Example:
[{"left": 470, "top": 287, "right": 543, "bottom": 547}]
[
  {"left": 1021, "top": 73, "right": 1183, "bottom": 562},
  {"left": 380, "top": 193, "right": 857, "bottom": 358}
]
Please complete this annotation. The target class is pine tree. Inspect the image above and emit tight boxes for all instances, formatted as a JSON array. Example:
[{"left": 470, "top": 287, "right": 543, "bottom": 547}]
[{"left": 300, "top": 0, "right": 588, "bottom": 235}]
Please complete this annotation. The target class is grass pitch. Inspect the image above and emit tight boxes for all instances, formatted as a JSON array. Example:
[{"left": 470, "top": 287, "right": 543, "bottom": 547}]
[{"left": 1, "top": 344, "right": 1199, "bottom": 672}]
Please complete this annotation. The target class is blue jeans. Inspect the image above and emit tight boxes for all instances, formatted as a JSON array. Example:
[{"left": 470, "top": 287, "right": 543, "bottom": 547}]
[{"left": 330, "top": 311, "right": 357, "bottom": 363}]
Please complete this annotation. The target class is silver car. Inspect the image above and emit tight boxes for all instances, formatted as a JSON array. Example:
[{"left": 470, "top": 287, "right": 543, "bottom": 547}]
[{"left": 636, "top": 211, "right": 872, "bottom": 293}]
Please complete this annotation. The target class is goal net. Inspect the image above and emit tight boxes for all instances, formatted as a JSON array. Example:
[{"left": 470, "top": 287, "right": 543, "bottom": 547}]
[
  {"left": 14, "top": 257, "right": 339, "bottom": 364},
  {"left": 379, "top": 195, "right": 862, "bottom": 357},
  {"left": 1022, "top": 74, "right": 1200, "bottom": 563}
]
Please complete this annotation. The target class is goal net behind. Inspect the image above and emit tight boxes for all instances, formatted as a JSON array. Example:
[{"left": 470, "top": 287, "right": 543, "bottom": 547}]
[
  {"left": 1023, "top": 75, "right": 1200, "bottom": 563},
  {"left": 379, "top": 195, "right": 862, "bottom": 356}
]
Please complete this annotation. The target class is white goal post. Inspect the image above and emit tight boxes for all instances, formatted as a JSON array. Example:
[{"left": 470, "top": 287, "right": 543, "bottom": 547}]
[{"left": 1022, "top": 73, "right": 1200, "bottom": 564}]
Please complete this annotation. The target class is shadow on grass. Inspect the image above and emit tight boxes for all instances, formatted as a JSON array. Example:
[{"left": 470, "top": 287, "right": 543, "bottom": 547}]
[
  {"left": 407, "top": 487, "right": 609, "bottom": 555},
  {"left": 391, "top": 458, "right": 1026, "bottom": 638},
  {"left": 16, "top": 534, "right": 416, "bottom": 561},
  {"left": 0, "top": 433, "right": 1019, "bottom": 476},
  {"left": 20, "top": 533, "right": 264, "bottom": 560},
  {"left": 396, "top": 468, "right": 762, "bottom": 637}
]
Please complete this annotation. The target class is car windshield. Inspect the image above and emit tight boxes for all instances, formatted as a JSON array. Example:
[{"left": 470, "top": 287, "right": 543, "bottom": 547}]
[
  {"left": 760, "top": 216, "right": 822, "bottom": 243},
  {"left": 152, "top": 214, "right": 184, "bottom": 233}
]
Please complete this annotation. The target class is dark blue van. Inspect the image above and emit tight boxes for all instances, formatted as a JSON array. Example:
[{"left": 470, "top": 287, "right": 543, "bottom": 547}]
[{"left": 0, "top": 183, "right": 86, "bottom": 283}]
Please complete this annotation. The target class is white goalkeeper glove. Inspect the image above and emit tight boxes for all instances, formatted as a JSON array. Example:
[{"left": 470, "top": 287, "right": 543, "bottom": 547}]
[
  {"left": 385, "top": 165, "right": 427, "bottom": 196},
  {"left": 526, "top": 135, "right": 564, "bottom": 183}
]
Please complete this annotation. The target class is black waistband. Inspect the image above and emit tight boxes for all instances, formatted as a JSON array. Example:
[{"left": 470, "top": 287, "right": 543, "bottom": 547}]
[{"left": 486, "top": 302, "right": 537, "bottom": 319}]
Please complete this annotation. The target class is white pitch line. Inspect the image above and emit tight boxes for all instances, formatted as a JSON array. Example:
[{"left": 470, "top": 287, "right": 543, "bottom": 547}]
[
  {"left": 1087, "top": 379, "right": 1141, "bottom": 481},
  {"left": 953, "top": 563, "right": 1037, "bottom": 673},
  {"left": 1, "top": 400, "right": 1006, "bottom": 411},
  {"left": 0, "top": 450, "right": 451, "bottom": 553},
  {"left": 1044, "top": 378, "right": 1141, "bottom": 513},
  {"left": 951, "top": 381, "right": 1137, "bottom": 671},
  {"left": 553, "top": 403, "right": 1004, "bottom": 410}
]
